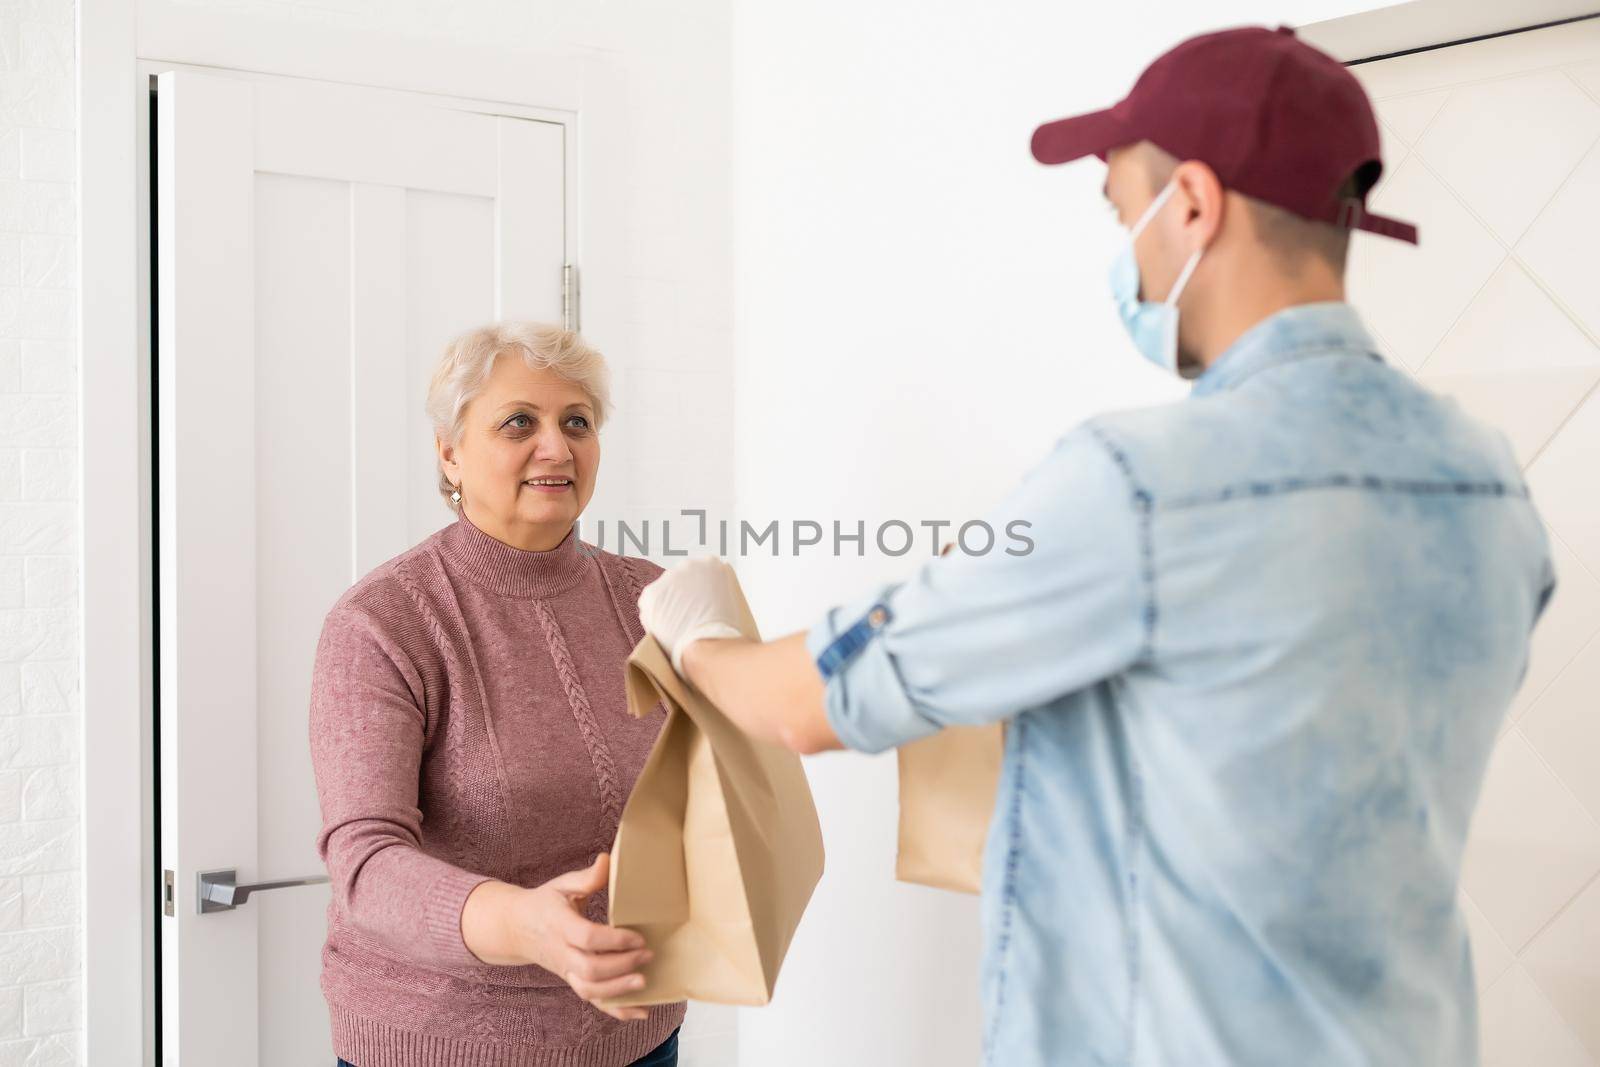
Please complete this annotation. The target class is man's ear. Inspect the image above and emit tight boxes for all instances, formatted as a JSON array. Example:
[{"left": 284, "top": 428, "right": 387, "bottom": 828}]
[{"left": 1172, "top": 160, "right": 1226, "bottom": 249}]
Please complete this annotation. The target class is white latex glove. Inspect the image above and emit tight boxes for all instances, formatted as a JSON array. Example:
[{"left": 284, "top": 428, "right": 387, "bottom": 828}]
[{"left": 637, "top": 556, "right": 751, "bottom": 678}]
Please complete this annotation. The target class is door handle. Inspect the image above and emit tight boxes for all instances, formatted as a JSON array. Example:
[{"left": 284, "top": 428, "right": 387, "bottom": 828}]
[{"left": 196, "top": 868, "right": 331, "bottom": 914}]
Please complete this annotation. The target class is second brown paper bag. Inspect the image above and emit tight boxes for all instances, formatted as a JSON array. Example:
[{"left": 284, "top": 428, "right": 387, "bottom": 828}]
[
  {"left": 604, "top": 577, "right": 824, "bottom": 1008},
  {"left": 896, "top": 723, "right": 1004, "bottom": 894}
]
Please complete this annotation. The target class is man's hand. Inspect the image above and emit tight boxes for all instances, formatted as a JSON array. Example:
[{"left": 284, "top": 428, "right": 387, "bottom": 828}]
[
  {"left": 637, "top": 557, "right": 753, "bottom": 676},
  {"left": 637, "top": 559, "right": 841, "bottom": 754}
]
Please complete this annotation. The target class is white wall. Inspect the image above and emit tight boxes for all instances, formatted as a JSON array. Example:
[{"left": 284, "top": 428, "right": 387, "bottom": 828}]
[
  {"left": 0, "top": 0, "right": 83, "bottom": 1060},
  {"left": 728, "top": 2, "right": 1378, "bottom": 1063}
]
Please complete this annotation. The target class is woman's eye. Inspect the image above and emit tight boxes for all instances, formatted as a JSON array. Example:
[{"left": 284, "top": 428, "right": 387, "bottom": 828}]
[
  {"left": 566, "top": 415, "right": 591, "bottom": 432},
  {"left": 504, "top": 414, "right": 532, "bottom": 430}
]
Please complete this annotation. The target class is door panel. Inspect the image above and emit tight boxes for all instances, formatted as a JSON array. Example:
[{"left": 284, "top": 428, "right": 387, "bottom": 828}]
[
  {"left": 156, "top": 68, "right": 567, "bottom": 1065},
  {"left": 403, "top": 189, "right": 497, "bottom": 546},
  {"left": 253, "top": 171, "right": 352, "bottom": 1067}
]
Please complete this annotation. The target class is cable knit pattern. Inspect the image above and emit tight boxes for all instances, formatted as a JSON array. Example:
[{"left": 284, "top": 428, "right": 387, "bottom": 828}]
[
  {"left": 393, "top": 558, "right": 516, "bottom": 869},
  {"left": 533, "top": 597, "right": 626, "bottom": 834},
  {"left": 309, "top": 507, "right": 680, "bottom": 1067},
  {"left": 612, "top": 556, "right": 650, "bottom": 647}
]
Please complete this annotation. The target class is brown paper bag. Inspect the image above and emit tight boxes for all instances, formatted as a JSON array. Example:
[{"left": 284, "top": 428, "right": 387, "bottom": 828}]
[
  {"left": 603, "top": 584, "right": 824, "bottom": 1008},
  {"left": 895, "top": 723, "right": 1004, "bottom": 894}
]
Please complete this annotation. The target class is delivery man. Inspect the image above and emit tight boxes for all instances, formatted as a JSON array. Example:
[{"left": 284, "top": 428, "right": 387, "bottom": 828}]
[{"left": 637, "top": 26, "right": 1554, "bottom": 1067}]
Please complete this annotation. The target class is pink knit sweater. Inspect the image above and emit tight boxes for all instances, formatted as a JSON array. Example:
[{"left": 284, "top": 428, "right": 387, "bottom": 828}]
[{"left": 309, "top": 507, "right": 685, "bottom": 1066}]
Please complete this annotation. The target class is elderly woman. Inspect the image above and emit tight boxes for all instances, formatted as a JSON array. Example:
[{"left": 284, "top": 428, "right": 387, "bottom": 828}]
[{"left": 309, "top": 322, "right": 684, "bottom": 1067}]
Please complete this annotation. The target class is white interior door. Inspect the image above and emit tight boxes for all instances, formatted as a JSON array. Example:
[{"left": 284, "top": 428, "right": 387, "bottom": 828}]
[
  {"left": 1346, "top": 18, "right": 1600, "bottom": 1067},
  {"left": 154, "top": 68, "right": 566, "bottom": 1065}
]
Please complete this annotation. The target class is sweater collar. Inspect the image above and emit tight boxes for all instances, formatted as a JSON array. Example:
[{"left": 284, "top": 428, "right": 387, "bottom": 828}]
[{"left": 438, "top": 506, "right": 592, "bottom": 598}]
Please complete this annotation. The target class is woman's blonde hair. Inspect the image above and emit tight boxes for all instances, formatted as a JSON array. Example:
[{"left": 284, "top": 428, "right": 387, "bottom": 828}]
[{"left": 426, "top": 321, "right": 611, "bottom": 509}]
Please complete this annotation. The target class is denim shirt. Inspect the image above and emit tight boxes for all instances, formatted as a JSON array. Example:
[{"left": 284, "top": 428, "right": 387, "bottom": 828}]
[{"left": 805, "top": 303, "right": 1554, "bottom": 1067}]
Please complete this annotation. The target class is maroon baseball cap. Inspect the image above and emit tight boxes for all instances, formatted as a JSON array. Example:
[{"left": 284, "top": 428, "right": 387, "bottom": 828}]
[{"left": 1032, "top": 26, "right": 1418, "bottom": 244}]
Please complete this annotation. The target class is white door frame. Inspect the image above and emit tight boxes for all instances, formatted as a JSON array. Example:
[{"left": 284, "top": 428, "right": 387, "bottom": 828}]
[{"left": 79, "top": 2, "right": 630, "bottom": 1062}]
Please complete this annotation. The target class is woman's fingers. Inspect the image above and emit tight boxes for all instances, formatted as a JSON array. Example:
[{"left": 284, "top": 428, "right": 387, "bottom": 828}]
[
  {"left": 538, "top": 857, "right": 655, "bottom": 1021},
  {"left": 560, "top": 908, "right": 646, "bottom": 954},
  {"left": 566, "top": 969, "right": 651, "bottom": 1006},
  {"left": 563, "top": 945, "right": 653, "bottom": 983},
  {"left": 564, "top": 957, "right": 653, "bottom": 1021},
  {"left": 546, "top": 853, "right": 609, "bottom": 897}
]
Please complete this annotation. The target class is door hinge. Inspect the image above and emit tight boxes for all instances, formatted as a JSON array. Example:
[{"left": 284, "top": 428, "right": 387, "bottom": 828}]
[
  {"left": 562, "top": 263, "right": 579, "bottom": 332},
  {"left": 163, "top": 869, "right": 175, "bottom": 917}
]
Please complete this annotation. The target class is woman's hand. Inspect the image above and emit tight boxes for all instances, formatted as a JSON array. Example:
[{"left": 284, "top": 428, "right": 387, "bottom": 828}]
[{"left": 462, "top": 854, "right": 655, "bottom": 1022}]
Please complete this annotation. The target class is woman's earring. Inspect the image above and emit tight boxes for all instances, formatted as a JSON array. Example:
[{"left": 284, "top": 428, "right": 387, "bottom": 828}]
[{"left": 451, "top": 485, "right": 462, "bottom": 506}]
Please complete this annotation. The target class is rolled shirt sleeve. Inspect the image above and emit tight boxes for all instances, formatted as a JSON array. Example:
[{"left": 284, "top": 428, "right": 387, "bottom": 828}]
[{"left": 805, "top": 426, "right": 1147, "bottom": 754}]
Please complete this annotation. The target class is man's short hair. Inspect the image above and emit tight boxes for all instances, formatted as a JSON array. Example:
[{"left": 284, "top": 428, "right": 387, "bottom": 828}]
[
  {"left": 1141, "top": 143, "right": 1378, "bottom": 276},
  {"left": 1242, "top": 162, "right": 1381, "bottom": 276}
]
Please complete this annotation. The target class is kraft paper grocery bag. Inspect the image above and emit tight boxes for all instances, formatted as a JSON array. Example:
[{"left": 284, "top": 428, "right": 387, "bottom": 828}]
[
  {"left": 603, "top": 582, "right": 824, "bottom": 1008},
  {"left": 896, "top": 723, "right": 1004, "bottom": 894}
]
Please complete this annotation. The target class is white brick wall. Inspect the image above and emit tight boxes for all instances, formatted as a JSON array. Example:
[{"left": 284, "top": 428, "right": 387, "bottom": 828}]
[{"left": 0, "top": 0, "right": 82, "bottom": 1062}]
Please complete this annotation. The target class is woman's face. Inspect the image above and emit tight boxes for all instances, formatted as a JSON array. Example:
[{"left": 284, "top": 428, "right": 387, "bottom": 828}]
[{"left": 438, "top": 355, "right": 600, "bottom": 550}]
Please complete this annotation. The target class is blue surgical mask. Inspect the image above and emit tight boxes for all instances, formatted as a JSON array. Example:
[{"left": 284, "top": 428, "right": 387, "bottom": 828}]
[{"left": 1109, "top": 180, "right": 1204, "bottom": 374}]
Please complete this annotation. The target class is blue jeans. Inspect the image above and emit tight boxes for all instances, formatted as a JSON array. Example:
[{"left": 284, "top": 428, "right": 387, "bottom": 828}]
[
  {"left": 631, "top": 1027, "right": 679, "bottom": 1067},
  {"left": 337, "top": 1026, "right": 679, "bottom": 1067}
]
